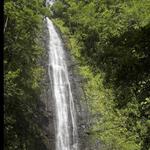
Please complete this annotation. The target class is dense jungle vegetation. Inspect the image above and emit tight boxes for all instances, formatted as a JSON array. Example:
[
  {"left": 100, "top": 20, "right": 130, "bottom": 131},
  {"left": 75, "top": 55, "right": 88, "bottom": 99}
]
[
  {"left": 51, "top": 0, "right": 150, "bottom": 150},
  {"left": 4, "top": 0, "right": 150, "bottom": 150},
  {"left": 4, "top": 0, "right": 50, "bottom": 149}
]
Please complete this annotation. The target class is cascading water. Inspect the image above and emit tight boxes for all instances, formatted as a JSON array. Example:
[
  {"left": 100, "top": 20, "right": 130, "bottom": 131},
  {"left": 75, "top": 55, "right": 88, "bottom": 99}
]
[
  {"left": 46, "top": 17, "right": 78, "bottom": 150},
  {"left": 45, "top": 0, "right": 54, "bottom": 6}
]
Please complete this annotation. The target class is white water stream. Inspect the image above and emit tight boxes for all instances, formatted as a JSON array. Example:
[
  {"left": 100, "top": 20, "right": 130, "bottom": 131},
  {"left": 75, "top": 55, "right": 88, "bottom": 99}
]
[{"left": 46, "top": 17, "right": 78, "bottom": 150}]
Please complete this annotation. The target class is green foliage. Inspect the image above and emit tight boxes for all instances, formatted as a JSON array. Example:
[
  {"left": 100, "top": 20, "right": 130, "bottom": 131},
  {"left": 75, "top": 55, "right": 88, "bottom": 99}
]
[
  {"left": 52, "top": 1, "right": 150, "bottom": 149},
  {"left": 4, "top": 0, "right": 49, "bottom": 149},
  {"left": 51, "top": 0, "right": 65, "bottom": 18}
]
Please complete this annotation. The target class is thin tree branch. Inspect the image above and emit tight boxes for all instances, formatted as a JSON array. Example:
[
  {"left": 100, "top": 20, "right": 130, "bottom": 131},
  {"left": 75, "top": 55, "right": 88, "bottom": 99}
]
[{"left": 4, "top": 17, "right": 8, "bottom": 33}]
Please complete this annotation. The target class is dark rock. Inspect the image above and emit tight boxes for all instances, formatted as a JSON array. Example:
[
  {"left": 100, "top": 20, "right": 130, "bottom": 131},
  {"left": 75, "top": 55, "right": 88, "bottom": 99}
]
[{"left": 38, "top": 18, "right": 100, "bottom": 150}]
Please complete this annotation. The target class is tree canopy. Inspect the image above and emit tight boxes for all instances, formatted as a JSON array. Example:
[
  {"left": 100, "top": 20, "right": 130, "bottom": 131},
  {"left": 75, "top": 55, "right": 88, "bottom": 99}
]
[
  {"left": 4, "top": 0, "right": 50, "bottom": 149},
  {"left": 52, "top": 0, "right": 150, "bottom": 149}
]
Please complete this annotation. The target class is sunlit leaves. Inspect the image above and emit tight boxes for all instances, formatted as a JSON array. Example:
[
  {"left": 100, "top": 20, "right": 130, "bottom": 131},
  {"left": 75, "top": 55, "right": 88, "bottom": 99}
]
[
  {"left": 52, "top": 0, "right": 150, "bottom": 149},
  {"left": 4, "top": 0, "right": 48, "bottom": 149}
]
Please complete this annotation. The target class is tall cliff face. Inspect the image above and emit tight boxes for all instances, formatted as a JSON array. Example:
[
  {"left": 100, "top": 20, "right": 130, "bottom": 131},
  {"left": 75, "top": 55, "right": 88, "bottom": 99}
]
[
  {"left": 39, "top": 19, "right": 95, "bottom": 150},
  {"left": 58, "top": 27, "right": 102, "bottom": 150},
  {"left": 38, "top": 19, "right": 55, "bottom": 150},
  {"left": 63, "top": 35, "right": 91, "bottom": 150}
]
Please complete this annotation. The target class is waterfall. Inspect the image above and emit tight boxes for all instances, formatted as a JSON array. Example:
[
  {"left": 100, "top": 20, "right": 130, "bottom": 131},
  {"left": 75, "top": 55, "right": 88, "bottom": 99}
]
[
  {"left": 45, "top": 0, "right": 55, "bottom": 6},
  {"left": 46, "top": 17, "right": 78, "bottom": 150}
]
